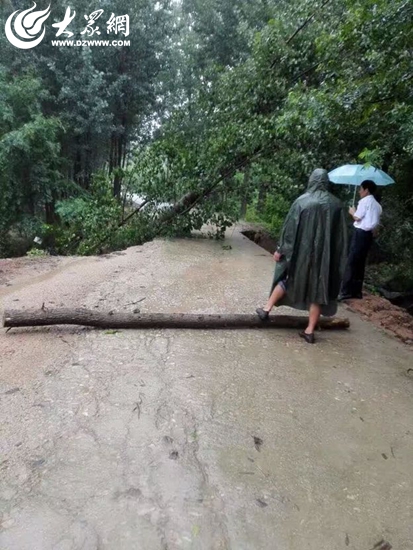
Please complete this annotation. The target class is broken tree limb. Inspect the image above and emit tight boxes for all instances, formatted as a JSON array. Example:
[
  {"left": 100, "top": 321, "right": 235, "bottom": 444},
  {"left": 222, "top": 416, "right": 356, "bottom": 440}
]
[{"left": 3, "top": 309, "right": 350, "bottom": 330}]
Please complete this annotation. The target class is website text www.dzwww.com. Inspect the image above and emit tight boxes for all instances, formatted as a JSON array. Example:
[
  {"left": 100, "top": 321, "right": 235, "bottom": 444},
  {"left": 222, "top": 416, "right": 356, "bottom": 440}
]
[{"left": 51, "top": 39, "right": 131, "bottom": 47}]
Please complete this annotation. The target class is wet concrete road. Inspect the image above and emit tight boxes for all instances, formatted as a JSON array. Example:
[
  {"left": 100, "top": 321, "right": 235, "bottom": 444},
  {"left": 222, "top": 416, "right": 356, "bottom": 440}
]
[{"left": 0, "top": 229, "right": 412, "bottom": 549}]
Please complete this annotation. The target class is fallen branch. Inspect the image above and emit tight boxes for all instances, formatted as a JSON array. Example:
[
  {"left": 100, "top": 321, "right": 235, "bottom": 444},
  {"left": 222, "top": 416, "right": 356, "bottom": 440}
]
[
  {"left": 3, "top": 308, "right": 350, "bottom": 330},
  {"left": 89, "top": 198, "right": 150, "bottom": 253},
  {"left": 151, "top": 148, "right": 269, "bottom": 238}
]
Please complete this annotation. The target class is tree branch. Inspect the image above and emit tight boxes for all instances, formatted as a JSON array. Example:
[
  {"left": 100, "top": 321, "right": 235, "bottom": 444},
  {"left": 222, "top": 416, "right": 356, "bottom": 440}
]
[
  {"left": 271, "top": 0, "right": 332, "bottom": 68},
  {"left": 291, "top": 61, "right": 323, "bottom": 84},
  {"left": 89, "top": 199, "right": 150, "bottom": 253},
  {"left": 286, "top": 0, "right": 332, "bottom": 45},
  {"left": 151, "top": 148, "right": 271, "bottom": 238}
]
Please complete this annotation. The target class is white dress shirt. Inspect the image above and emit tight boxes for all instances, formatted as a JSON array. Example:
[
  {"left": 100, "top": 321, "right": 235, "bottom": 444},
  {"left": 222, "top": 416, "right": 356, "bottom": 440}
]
[{"left": 354, "top": 195, "right": 382, "bottom": 231}]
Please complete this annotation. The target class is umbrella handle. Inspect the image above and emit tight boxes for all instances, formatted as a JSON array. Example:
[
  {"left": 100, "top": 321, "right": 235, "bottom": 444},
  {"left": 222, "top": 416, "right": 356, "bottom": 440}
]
[{"left": 352, "top": 186, "right": 357, "bottom": 206}]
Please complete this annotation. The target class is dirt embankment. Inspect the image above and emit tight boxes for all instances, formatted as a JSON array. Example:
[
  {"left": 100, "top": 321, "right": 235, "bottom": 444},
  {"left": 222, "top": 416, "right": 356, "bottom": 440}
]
[{"left": 343, "top": 295, "right": 413, "bottom": 345}]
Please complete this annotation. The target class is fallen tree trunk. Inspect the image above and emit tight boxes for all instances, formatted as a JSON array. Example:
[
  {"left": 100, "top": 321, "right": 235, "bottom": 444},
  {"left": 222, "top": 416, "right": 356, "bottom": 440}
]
[{"left": 3, "top": 309, "right": 350, "bottom": 330}]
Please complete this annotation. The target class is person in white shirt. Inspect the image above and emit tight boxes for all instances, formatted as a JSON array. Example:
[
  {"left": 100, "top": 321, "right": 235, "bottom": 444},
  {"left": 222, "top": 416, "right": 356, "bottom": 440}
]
[{"left": 339, "top": 180, "right": 382, "bottom": 300}]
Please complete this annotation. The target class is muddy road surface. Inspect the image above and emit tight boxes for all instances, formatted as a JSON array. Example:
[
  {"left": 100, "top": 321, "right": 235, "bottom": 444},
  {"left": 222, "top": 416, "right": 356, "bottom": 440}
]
[{"left": 0, "top": 230, "right": 412, "bottom": 549}]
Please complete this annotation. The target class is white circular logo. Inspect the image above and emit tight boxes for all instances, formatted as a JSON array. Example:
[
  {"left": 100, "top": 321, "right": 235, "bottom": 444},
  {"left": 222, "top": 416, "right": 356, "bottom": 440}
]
[{"left": 5, "top": 3, "right": 51, "bottom": 50}]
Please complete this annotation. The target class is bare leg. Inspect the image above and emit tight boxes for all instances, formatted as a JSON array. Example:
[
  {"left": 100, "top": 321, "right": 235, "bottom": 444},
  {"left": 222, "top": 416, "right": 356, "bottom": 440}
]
[
  {"left": 306, "top": 303, "right": 321, "bottom": 334},
  {"left": 263, "top": 284, "right": 286, "bottom": 312}
]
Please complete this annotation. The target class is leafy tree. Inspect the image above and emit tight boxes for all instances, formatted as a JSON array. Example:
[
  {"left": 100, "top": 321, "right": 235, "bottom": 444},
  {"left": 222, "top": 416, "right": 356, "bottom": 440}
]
[
  {"left": 0, "top": 0, "right": 412, "bottom": 285},
  {"left": 0, "top": 67, "right": 63, "bottom": 255}
]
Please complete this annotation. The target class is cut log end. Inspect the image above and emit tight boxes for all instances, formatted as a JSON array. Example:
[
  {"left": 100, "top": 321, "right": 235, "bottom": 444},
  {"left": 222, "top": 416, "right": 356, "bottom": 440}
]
[{"left": 3, "top": 308, "right": 350, "bottom": 331}]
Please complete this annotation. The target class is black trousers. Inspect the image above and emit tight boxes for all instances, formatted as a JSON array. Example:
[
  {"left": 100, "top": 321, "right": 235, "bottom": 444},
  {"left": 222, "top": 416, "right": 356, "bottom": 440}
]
[{"left": 341, "top": 228, "right": 373, "bottom": 297}]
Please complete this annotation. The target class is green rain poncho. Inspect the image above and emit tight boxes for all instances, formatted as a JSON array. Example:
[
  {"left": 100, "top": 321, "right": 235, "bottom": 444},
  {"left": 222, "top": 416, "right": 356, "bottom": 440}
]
[{"left": 271, "top": 169, "right": 348, "bottom": 316}]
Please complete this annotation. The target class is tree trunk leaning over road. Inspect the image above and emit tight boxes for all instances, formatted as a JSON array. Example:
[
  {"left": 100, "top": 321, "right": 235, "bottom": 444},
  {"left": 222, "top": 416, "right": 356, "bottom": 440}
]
[{"left": 3, "top": 309, "right": 350, "bottom": 330}]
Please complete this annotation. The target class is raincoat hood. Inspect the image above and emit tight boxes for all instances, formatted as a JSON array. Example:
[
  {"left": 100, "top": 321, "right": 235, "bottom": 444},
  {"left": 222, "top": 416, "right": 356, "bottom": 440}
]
[{"left": 307, "top": 168, "right": 330, "bottom": 193}]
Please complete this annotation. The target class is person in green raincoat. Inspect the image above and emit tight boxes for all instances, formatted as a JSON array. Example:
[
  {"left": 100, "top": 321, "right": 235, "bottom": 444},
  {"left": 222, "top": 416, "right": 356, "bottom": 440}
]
[{"left": 256, "top": 168, "right": 348, "bottom": 344}]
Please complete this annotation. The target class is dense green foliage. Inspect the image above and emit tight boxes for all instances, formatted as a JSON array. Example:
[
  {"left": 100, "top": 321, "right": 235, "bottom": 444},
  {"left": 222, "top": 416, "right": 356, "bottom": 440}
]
[{"left": 0, "top": 0, "right": 412, "bottom": 293}]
